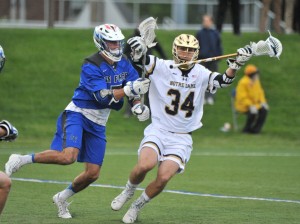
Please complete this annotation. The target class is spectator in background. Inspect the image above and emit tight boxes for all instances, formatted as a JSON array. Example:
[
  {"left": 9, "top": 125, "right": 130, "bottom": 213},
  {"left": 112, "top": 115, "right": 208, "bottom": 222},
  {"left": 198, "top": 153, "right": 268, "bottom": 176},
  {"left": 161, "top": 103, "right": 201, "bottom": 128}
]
[
  {"left": 196, "top": 14, "right": 223, "bottom": 105},
  {"left": 294, "top": 0, "right": 300, "bottom": 32},
  {"left": 259, "top": 0, "right": 282, "bottom": 33},
  {"left": 123, "top": 28, "right": 167, "bottom": 118},
  {"left": 235, "top": 64, "right": 269, "bottom": 134},
  {"left": 216, "top": 0, "right": 241, "bottom": 35},
  {"left": 284, "top": 0, "right": 296, "bottom": 34}
]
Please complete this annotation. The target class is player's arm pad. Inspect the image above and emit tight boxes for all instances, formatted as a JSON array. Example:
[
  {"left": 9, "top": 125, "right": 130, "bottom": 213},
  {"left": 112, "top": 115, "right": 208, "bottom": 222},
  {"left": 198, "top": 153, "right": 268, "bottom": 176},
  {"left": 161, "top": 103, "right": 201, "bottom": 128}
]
[
  {"left": 93, "top": 89, "right": 123, "bottom": 111},
  {"left": 209, "top": 72, "right": 235, "bottom": 89}
]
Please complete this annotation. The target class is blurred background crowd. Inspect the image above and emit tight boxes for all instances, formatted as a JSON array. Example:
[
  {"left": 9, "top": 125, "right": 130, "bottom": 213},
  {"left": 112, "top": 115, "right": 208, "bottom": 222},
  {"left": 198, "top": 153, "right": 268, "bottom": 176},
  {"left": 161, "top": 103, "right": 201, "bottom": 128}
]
[{"left": 0, "top": 0, "right": 299, "bottom": 34}]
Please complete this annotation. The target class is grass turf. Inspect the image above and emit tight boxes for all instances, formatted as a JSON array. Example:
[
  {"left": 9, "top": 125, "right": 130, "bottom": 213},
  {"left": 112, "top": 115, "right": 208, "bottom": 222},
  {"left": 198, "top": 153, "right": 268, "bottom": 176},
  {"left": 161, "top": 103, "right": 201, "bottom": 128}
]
[{"left": 0, "top": 28, "right": 299, "bottom": 223}]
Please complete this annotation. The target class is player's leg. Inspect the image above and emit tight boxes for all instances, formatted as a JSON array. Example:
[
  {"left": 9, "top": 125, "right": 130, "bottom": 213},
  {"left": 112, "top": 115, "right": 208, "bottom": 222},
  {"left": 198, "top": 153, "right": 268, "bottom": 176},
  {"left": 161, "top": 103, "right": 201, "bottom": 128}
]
[
  {"left": 145, "top": 159, "right": 179, "bottom": 198},
  {"left": 122, "top": 131, "right": 192, "bottom": 223},
  {"left": 5, "top": 111, "right": 82, "bottom": 176},
  {"left": 53, "top": 163, "right": 101, "bottom": 219},
  {"left": 122, "top": 159, "right": 179, "bottom": 224},
  {"left": 130, "top": 147, "right": 158, "bottom": 185},
  {"left": 5, "top": 147, "right": 79, "bottom": 177},
  {"left": 0, "top": 171, "right": 11, "bottom": 215},
  {"left": 53, "top": 118, "right": 105, "bottom": 219},
  {"left": 111, "top": 146, "right": 158, "bottom": 211}
]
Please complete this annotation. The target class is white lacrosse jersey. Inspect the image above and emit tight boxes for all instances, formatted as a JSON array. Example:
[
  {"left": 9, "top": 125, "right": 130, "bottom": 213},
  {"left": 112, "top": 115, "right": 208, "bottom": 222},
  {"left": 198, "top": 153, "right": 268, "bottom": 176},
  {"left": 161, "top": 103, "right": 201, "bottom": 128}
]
[{"left": 145, "top": 56, "right": 212, "bottom": 133}]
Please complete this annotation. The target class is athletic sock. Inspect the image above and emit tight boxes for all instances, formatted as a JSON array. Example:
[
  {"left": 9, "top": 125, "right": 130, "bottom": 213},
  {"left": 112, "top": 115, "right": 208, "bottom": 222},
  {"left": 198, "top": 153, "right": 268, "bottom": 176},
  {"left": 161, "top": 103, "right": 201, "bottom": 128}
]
[
  {"left": 132, "top": 191, "right": 150, "bottom": 210},
  {"left": 58, "top": 184, "right": 76, "bottom": 201},
  {"left": 20, "top": 154, "right": 34, "bottom": 164},
  {"left": 126, "top": 180, "right": 138, "bottom": 191}
]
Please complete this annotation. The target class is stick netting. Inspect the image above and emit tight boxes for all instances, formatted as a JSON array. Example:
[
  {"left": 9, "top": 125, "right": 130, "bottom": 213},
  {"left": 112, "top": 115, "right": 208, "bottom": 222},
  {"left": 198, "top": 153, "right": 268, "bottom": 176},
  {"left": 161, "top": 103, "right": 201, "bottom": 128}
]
[
  {"left": 251, "top": 32, "right": 282, "bottom": 59},
  {"left": 138, "top": 17, "right": 157, "bottom": 48}
]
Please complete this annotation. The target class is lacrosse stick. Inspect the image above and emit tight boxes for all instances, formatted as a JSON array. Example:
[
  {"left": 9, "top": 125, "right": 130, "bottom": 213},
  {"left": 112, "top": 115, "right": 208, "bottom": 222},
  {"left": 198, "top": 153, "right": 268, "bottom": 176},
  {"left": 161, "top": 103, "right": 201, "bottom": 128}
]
[
  {"left": 138, "top": 17, "right": 157, "bottom": 107},
  {"left": 170, "top": 31, "right": 283, "bottom": 69},
  {"left": 169, "top": 53, "right": 238, "bottom": 69}
]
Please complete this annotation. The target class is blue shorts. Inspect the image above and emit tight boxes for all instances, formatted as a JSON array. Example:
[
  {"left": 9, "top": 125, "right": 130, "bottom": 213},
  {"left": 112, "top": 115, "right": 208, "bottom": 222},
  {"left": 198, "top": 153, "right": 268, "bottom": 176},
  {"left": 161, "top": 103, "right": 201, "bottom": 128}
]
[{"left": 50, "top": 111, "right": 106, "bottom": 165}]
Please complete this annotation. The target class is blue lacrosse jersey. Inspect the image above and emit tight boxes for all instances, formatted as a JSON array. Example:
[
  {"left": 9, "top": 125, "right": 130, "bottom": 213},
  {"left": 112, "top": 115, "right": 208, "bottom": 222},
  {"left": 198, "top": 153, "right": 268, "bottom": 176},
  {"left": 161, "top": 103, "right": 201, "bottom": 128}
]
[{"left": 72, "top": 52, "right": 139, "bottom": 110}]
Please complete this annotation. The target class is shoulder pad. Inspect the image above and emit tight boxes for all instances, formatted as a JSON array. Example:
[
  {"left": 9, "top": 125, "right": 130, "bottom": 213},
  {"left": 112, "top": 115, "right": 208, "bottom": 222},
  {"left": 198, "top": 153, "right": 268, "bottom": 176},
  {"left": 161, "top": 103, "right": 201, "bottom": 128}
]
[{"left": 83, "top": 52, "right": 105, "bottom": 67}]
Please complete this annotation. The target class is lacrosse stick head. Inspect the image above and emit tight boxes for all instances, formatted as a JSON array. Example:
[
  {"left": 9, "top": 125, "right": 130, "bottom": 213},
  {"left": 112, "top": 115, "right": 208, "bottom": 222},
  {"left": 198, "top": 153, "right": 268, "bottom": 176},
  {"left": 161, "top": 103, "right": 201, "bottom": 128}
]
[
  {"left": 251, "top": 31, "right": 282, "bottom": 59},
  {"left": 138, "top": 17, "right": 157, "bottom": 48}
]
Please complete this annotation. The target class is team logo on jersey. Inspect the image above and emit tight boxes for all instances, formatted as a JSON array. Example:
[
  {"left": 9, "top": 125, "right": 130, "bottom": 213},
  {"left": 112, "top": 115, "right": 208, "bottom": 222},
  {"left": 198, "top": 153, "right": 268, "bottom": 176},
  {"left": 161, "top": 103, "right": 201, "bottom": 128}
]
[
  {"left": 114, "top": 72, "right": 127, "bottom": 83},
  {"left": 170, "top": 81, "right": 195, "bottom": 89},
  {"left": 104, "top": 76, "right": 111, "bottom": 83}
]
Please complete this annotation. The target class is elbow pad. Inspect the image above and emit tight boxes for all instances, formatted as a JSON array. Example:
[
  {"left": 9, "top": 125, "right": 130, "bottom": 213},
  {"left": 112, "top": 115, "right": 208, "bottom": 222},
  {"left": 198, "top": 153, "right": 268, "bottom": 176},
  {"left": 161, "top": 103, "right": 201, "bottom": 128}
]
[
  {"left": 93, "top": 89, "right": 119, "bottom": 106},
  {"left": 93, "top": 89, "right": 124, "bottom": 110},
  {"left": 208, "top": 72, "right": 235, "bottom": 92}
]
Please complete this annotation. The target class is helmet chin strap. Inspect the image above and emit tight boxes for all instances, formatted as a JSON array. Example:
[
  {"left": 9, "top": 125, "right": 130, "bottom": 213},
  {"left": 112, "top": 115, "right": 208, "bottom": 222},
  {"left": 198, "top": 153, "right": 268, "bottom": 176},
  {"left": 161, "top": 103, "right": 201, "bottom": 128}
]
[{"left": 100, "top": 52, "right": 116, "bottom": 65}]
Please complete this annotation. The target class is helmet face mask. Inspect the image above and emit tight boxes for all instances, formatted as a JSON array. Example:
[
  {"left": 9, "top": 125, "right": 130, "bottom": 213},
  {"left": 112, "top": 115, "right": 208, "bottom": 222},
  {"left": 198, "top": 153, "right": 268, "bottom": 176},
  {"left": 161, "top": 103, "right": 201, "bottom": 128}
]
[
  {"left": 172, "top": 34, "right": 199, "bottom": 70},
  {"left": 93, "top": 24, "right": 125, "bottom": 62}
]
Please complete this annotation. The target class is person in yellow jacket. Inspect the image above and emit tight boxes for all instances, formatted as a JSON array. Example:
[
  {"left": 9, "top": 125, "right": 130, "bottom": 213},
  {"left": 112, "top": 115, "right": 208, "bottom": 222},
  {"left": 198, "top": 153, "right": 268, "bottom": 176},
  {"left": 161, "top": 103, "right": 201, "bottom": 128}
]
[{"left": 235, "top": 64, "right": 269, "bottom": 133}]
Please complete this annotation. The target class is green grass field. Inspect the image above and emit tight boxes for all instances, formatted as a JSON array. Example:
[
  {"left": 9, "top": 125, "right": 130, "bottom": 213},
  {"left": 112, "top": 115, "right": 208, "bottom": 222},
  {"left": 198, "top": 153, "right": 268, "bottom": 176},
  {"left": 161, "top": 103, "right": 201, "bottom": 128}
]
[{"left": 0, "top": 28, "right": 299, "bottom": 223}]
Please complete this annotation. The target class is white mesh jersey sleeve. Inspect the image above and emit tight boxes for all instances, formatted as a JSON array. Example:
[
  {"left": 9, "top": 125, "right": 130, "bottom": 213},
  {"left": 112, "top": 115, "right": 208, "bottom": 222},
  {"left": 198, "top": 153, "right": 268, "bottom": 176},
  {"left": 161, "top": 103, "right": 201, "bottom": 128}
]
[{"left": 144, "top": 56, "right": 211, "bottom": 133}]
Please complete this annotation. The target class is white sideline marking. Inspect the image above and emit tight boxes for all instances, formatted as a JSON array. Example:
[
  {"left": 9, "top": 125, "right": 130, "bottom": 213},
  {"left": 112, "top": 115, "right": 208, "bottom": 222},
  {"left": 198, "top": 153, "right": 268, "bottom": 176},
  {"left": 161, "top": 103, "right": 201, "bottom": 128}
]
[
  {"left": 105, "top": 151, "right": 300, "bottom": 157},
  {"left": 1, "top": 150, "right": 300, "bottom": 157},
  {"left": 11, "top": 177, "right": 300, "bottom": 205}
]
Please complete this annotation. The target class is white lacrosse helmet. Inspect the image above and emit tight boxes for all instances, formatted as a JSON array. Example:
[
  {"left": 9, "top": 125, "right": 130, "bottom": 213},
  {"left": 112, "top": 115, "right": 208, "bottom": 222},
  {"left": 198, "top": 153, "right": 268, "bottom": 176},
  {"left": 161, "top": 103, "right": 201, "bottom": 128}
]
[
  {"left": 172, "top": 34, "right": 199, "bottom": 70},
  {"left": 0, "top": 45, "right": 5, "bottom": 73},
  {"left": 93, "top": 24, "right": 125, "bottom": 62}
]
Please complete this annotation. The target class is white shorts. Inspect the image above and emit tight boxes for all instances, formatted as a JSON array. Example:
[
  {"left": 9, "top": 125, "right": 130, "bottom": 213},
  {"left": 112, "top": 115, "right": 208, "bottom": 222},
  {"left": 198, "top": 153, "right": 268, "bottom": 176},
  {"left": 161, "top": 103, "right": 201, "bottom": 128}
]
[{"left": 138, "top": 124, "right": 193, "bottom": 173}]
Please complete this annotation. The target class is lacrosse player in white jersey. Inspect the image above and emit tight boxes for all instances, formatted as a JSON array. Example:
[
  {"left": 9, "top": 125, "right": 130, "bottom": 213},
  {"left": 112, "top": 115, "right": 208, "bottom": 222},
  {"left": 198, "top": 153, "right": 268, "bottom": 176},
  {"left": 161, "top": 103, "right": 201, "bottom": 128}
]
[
  {"left": 0, "top": 45, "right": 18, "bottom": 215},
  {"left": 111, "top": 34, "right": 253, "bottom": 223}
]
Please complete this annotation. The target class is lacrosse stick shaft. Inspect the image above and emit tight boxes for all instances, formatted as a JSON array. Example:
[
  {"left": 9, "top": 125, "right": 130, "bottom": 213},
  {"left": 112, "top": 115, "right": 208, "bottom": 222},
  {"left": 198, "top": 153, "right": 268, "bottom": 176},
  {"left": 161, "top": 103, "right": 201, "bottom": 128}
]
[
  {"left": 170, "top": 53, "right": 237, "bottom": 69},
  {"left": 140, "top": 53, "right": 147, "bottom": 107},
  {"left": 138, "top": 17, "right": 157, "bottom": 108}
]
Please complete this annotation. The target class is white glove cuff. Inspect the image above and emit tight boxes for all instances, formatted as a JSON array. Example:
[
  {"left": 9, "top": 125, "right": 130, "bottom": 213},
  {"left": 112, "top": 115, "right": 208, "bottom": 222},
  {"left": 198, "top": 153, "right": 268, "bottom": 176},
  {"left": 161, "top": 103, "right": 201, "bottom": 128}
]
[
  {"left": 123, "top": 85, "right": 131, "bottom": 97},
  {"left": 227, "top": 58, "right": 241, "bottom": 70},
  {"left": 124, "top": 85, "right": 137, "bottom": 97}
]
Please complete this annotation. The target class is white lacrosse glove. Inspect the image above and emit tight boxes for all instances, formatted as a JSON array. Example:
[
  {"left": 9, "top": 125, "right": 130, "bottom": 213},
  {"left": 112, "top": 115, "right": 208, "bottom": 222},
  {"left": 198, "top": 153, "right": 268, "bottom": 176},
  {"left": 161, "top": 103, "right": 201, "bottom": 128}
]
[
  {"left": 227, "top": 45, "right": 253, "bottom": 70},
  {"left": 249, "top": 105, "right": 258, "bottom": 114},
  {"left": 124, "top": 78, "right": 150, "bottom": 97},
  {"left": 0, "top": 120, "right": 18, "bottom": 142},
  {"left": 236, "top": 45, "right": 253, "bottom": 65},
  {"left": 127, "top": 36, "right": 147, "bottom": 62},
  {"left": 131, "top": 103, "right": 150, "bottom": 121}
]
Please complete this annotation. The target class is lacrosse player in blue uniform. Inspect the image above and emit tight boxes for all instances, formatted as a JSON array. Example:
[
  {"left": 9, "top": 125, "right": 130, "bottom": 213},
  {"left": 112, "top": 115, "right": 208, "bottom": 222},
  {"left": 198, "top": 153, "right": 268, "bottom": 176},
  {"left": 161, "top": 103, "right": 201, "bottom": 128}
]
[
  {"left": 5, "top": 24, "right": 150, "bottom": 219},
  {"left": 0, "top": 45, "right": 18, "bottom": 215}
]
